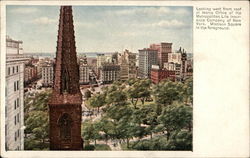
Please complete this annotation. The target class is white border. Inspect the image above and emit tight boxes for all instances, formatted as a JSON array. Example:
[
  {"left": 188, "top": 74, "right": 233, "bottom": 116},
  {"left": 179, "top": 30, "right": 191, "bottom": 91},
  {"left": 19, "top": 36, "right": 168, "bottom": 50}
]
[{"left": 1, "top": 1, "right": 249, "bottom": 158}]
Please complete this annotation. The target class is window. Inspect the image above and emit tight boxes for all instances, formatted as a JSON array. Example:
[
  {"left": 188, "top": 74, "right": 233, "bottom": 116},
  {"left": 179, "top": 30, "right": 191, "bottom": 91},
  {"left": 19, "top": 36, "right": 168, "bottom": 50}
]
[
  {"left": 5, "top": 125, "right": 7, "bottom": 136},
  {"left": 58, "top": 113, "right": 72, "bottom": 140},
  {"left": 16, "top": 66, "right": 19, "bottom": 73},
  {"left": 17, "top": 98, "right": 19, "bottom": 108},
  {"left": 14, "top": 82, "right": 16, "bottom": 91},
  {"left": 8, "top": 67, "right": 10, "bottom": 75},
  {"left": 17, "top": 113, "right": 19, "bottom": 123},
  {"left": 5, "top": 106, "right": 7, "bottom": 118},
  {"left": 14, "top": 116, "right": 16, "bottom": 125},
  {"left": 17, "top": 129, "right": 20, "bottom": 137},
  {"left": 12, "top": 67, "right": 15, "bottom": 73},
  {"left": 14, "top": 100, "right": 16, "bottom": 109},
  {"left": 16, "top": 81, "right": 19, "bottom": 90},
  {"left": 14, "top": 132, "right": 17, "bottom": 141}
]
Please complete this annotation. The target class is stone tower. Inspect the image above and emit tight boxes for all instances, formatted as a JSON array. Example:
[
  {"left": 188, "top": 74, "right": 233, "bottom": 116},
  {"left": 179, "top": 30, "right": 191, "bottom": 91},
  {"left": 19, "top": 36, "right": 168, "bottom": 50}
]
[{"left": 48, "top": 6, "right": 83, "bottom": 150}]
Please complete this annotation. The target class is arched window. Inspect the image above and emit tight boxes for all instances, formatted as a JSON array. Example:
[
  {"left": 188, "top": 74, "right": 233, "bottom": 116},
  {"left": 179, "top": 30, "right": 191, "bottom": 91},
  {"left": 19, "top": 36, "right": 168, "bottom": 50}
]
[{"left": 58, "top": 113, "right": 72, "bottom": 140}]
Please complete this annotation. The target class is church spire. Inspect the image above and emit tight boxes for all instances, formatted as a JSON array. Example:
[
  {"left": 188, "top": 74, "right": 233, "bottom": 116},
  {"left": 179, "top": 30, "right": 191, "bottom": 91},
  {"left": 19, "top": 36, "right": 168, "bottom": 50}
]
[
  {"left": 48, "top": 6, "right": 83, "bottom": 150},
  {"left": 53, "top": 6, "right": 80, "bottom": 94}
]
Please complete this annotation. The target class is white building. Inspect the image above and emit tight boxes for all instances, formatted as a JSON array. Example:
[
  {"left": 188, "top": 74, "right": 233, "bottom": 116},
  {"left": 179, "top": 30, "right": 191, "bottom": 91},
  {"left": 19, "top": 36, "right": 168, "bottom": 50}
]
[
  {"left": 118, "top": 49, "right": 137, "bottom": 80},
  {"left": 79, "top": 57, "right": 90, "bottom": 84},
  {"left": 138, "top": 48, "right": 158, "bottom": 78},
  {"left": 96, "top": 54, "right": 106, "bottom": 68},
  {"left": 5, "top": 37, "right": 28, "bottom": 150},
  {"left": 41, "top": 64, "right": 54, "bottom": 87},
  {"left": 168, "top": 51, "right": 182, "bottom": 64},
  {"left": 6, "top": 36, "right": 23, "bottom": 55}
]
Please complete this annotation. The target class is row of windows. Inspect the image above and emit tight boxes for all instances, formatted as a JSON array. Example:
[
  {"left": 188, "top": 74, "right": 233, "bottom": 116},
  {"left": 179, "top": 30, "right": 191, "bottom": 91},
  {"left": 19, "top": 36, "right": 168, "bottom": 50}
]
[
  {"left": 14, "top": 113, "right": 20, "bottom": 125},
  {"left": 14, "top": 81, "right": 19, "bottom": 91},
  {"left": 14, "top": 98, "right": 20, "bottom": 110},
  {"left": 14, "top": 129, "right": 20, "bottom": 142},
  {"left": 7, "top": 66, "right": 19, "bottom": 75}
]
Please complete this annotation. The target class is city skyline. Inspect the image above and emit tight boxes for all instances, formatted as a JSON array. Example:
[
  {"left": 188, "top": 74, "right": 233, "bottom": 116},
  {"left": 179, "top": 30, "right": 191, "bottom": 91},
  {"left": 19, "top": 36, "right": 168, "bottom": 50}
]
[{"left": 7, "top": 5, "right": 193, "bottom": 53}]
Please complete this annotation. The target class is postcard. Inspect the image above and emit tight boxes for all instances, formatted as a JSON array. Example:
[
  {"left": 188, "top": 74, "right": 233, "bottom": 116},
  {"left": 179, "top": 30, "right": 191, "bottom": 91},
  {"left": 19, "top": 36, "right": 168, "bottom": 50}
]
[{"left": 0, "top": 1, "right": 249, "bottom": 158}]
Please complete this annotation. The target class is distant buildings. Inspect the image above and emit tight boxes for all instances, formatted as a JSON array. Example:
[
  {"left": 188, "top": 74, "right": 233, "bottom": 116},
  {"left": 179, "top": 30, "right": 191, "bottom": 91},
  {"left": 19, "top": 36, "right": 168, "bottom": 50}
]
[
  {"left": 96, "top": 54, "right": 106, "bottom": 68},
  {"left": 138, "top": 42, "right": 192, "bottom": 83},
  {"left": 96, "top": 53, "right": 113, "bottom": 79},
  {"left": 118, "top": 49, "right": 137, "bottom": 80},
  {"left": 150, "top": 65, "right": 175, "bottom": 84},
  {"left": 5, "top": 36, "right": 29, "bottom": 150},
  {"left": 24, "top": 61, "right": 38, "bottom": 86},
  {"left": 168, "top": 49, "right": 182, "bottom": 64},
  {"left": 41, "top": 60, "right": 54, "bottom": 87},
  {"left": 100, "top": 63, "right": 120, "bottom": 84},
  {"left": 138, "top": 48, "right": 158, "bottom": 78},
  {"left": 79, "top": 55, "right": 90, "bottom": 85},
  {"left": 150, "top": 43, "right": 172, "bottom": 68}
]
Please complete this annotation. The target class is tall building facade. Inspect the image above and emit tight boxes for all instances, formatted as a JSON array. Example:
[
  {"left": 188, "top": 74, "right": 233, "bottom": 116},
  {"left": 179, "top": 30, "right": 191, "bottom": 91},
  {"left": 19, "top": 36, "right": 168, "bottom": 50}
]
[
  {"left": 48, "top": 6, "right": 83, "bottom": 150},
  {"left": 100, "top": 63, "right": 120, "bottom": 84},
  {"left": 118, "top": 49, "right": 137, "bottom": 80},
  {"left": 96, "top": 54, "right": 106, "bottom": 68},
  {"left": 150, "top": 43, "right": 172, "bottom": 68},
  {"left": 5, "top": 37, "right": 29, "bottom": 150},
  {"left": 41, "top": 63, "right": 54, "bottom": 87},
  {"left": 24, "top": 64, "right": 38, "bottom": 85},
  {"left": 6, "top": 36, "right": 23, "bottom": 55},
  {"left": 138, "top": 48, "right": 158, "bottom": 78},
  {"left": 79, "top": 56, "right": 90, "bottom": 84}
]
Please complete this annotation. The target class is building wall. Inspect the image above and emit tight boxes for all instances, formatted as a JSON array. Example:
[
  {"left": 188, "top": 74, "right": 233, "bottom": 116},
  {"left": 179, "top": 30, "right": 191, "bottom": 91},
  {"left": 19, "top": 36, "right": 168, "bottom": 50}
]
[
  {"left": 150, "top": 43, "right": 172, "bottom": 68},
  {"left": 151, "top": 69, "right": 175, "bottom": 84},
  {"left": 100, "top": 65, "right": 120, "bottom": 83},
  {"left": 118, "top": 50, "right": 136, "bottom": 80},
  {"left": 6, "top": 60, "right": 26, "bottom": 150},
  {"left": 42, "top": 66, "right": 54, "bottom": 87},
  {"left": 6, "top": 37, "right": 23, "bottom": 55},
  {"left": 79, "top": 65, "right": 89, "bottom": 84},
  {"left": 138, "top": 49, "right": 158, "bottom": 78},
  {"left": 96, "top": 54, "right": 106, "bottom": 68},
  {"left": 168, "top": 52, "right": 182, "bottom": 64}
]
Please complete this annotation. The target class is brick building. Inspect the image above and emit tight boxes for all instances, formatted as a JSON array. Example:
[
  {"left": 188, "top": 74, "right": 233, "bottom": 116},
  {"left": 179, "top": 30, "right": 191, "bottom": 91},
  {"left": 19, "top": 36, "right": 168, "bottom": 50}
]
[
  {"left": 48, "top": 6, "right": 83, "bottom": 150},
  {"left": 150, "top": 65, "right": 175, "bottom": 84},
  {"left": 24, "top": 64, "right": 38, "bottom": 85},
  {"left": 150, "top": 42, "right": 172, "bottom": 68}
]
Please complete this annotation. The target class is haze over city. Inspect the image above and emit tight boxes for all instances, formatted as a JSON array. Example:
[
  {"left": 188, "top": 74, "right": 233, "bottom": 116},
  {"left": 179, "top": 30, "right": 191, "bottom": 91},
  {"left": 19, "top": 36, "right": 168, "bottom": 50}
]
[{"left": 7, "top": 6, "right": 193, "bottom": 53}]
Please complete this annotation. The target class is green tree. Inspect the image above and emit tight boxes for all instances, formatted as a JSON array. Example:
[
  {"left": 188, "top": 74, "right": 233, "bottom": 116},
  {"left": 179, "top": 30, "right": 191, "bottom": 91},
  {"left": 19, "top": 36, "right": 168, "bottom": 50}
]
[
  {"left": 82, "top": 120, "right": 101, "bottom": 146},
  {"left": 24, "top": 91, "right": 51, "bottom": 150},
  {"left": 84, "top": 89, "right": 92, "bottom": 100},
  {"left": 157, "top": 104, "right": 192, "bottom": 140},
  {"left": 88, "top": 93, "right": 106, "bottom": 113},
  {"left": 165, "top": 130, "right": 192, "bottom": 150},
  {"left": 126, "top": 79, "right": 152, "bottom": 108},
  {"left": 182, "top": 77, "right": 193, "bottom": 104},
  {"left": 153, "top": 80, "right": 184, "bottom": 106},
  {"left": 105, "top": 88, "right": 127, "bottom": 106}
]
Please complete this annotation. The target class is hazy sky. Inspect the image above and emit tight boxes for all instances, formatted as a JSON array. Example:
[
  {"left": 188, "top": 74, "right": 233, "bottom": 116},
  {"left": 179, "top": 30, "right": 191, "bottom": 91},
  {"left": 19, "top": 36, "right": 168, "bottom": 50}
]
[{"left": 7, "top": 5, "right": 193, "bottom": 53}]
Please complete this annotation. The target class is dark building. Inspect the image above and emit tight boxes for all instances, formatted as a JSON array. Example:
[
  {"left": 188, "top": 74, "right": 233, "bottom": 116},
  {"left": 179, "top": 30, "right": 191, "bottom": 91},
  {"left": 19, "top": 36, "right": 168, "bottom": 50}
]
[
  {"left": 100, "top": 63, "right": 120, "bottom": 84},
  {"left": 48, "top": 6, "right": 83, "bottom": 150}
]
